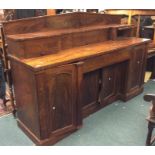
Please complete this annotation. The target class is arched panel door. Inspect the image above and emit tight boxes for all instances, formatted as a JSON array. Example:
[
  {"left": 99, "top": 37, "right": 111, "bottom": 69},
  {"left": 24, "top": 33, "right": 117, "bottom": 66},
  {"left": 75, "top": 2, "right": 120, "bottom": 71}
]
[{"left": 38, "top": 64, "right": 77, "bottom": 138}]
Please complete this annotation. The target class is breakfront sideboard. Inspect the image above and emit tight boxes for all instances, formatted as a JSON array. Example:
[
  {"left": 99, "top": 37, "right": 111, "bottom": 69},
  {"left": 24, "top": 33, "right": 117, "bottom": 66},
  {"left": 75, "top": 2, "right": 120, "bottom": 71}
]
[{"left": 2, "top": 12, "right": 150, "bottom": 145}]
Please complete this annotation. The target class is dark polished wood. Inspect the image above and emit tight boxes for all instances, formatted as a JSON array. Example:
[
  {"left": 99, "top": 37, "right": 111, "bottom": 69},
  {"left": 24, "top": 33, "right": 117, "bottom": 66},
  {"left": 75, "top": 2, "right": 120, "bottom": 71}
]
[{"left": 2, "top": 12, "right": 150, "bottom": 145}]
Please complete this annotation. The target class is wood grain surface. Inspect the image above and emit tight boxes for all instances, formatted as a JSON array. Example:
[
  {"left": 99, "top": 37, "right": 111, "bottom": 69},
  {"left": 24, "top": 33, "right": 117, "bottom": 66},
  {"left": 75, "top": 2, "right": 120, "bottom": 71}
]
[
  {"left": 9, "top": 37, "right": 149, "bottom": 71},
  {"left": 2, "top": 12, "right": 151, "bottom": 145}
]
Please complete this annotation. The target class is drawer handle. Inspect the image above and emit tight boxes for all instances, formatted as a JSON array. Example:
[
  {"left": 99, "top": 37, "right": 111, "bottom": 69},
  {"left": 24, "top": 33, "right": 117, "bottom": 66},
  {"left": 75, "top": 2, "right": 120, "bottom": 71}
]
[
  {"left": 137, "top": 61, "right": 140, "bottom": 64},
  {"left": 109, "top": 77, "right": 111, "bottom": 81},
  {"left": 52, "top": 106, "right": 56, "bottom": 110}
]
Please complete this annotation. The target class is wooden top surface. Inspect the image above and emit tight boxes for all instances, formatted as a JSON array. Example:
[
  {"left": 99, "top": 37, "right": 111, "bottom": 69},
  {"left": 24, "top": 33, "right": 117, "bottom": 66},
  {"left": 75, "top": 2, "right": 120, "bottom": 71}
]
[
  {"left": 10, "top": 37, "right": 150, "bottom": 72},
  {"left": 7, "top": 24, "right": 132, "bottom": 41}
]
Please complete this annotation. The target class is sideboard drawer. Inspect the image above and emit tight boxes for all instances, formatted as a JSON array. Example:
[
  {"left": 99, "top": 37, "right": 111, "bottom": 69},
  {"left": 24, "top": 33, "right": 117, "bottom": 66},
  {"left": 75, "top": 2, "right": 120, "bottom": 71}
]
[{"left": 83, "top": 48, "right": 130, "bottom": 73}]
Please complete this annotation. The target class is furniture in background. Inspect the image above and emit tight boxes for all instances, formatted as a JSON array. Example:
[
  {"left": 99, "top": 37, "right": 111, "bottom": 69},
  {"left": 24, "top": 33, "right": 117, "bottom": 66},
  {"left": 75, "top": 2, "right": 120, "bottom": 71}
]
[
  {"left": 147, "top": 48, "right": 155, "bottom": 79},
  {"left": 0, "top": 9, "right": 48, "bottom": 115},
  {"left": 105, "top": 9, "right": 155, "bottom": 36},
  {"left": 105, "top": 10, "right": 155, "bottom": 80},
  {"left": 47, "top": 9, "right": 56, "bottom": 15},
  {"left": 0, "top": 41, "right": 6, "bottom": 102},
  {"left": 3, "top": 9, "right": 47, "bottom": 21},
  {"left": 143, "top": 25, "right": 155, "bottom": 79},
  {"left": 2, "top": 12, "right": 150, "bottom": 145},
  {"left": 0, "top": 25, "right": 16, "bottom": 115},
  {"left": 144, "top": 94, "right": 155, "bottom": 146}
]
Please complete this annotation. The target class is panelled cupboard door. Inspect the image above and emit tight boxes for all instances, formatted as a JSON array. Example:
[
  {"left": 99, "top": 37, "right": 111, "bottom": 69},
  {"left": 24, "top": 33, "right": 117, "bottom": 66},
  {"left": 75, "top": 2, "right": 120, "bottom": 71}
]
[
  {"left": 82, "top": 69, "right": 100, "bottom": 108},
  {"left": 100, "top": 65, "right": 117, "bottom": 106},
  {"left": 44, "top": 64, "right": 77, "bottom": 136},
  {"left": 128, "top": 45, "right": 145, "bottom": 90}
]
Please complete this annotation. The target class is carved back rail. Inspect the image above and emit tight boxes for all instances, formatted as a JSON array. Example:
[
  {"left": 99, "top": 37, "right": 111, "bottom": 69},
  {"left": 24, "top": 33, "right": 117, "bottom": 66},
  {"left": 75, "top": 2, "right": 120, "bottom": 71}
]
[
  {"left": 2, "top": 12, "right": 121, "bottom": 35},
  {"left": 2, "top": 12, "right": 134, "bottom": 60}
]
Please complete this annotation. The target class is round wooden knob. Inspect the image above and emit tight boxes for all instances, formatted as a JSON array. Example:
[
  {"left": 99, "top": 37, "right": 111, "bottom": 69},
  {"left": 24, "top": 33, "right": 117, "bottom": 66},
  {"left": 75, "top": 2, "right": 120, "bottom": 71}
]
[
  {"left": 52, "top": 106, "right": 56, "bottom": 110},
  {"left": 137, "top": 61, "right": 140, "bottom": 64}
]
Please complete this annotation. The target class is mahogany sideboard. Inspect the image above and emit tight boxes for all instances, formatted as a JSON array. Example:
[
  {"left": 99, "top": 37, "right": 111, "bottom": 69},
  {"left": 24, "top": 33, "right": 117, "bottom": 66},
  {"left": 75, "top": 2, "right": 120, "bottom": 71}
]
[{"left": 2, "top": 12, "right": 150, "bottom": 145}]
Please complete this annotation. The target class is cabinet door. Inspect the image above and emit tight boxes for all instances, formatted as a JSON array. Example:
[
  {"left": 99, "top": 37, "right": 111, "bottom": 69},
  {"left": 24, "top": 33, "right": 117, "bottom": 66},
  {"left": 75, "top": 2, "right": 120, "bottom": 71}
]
[
  {"left": 82, "top": 69, "right": 100, "bottom": 108},
  {"left": 81, "top": 69, "right": 101, "bottom": 117},
  {"left": 45, "top": 65, "right": 77, "bottom": 135},
  {"left": 100, "top": 65, "right": 117, "bottom": 106},
  {"left": 128, "top": 45, "right": 145, "bottom": 90}
]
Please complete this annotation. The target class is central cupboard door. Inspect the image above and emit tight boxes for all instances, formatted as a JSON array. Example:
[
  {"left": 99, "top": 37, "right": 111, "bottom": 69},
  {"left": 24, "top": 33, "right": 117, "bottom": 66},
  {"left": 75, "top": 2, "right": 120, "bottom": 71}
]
[
  {"left": 82, "top": 69, "right": 101, "bottom": 108},
  {"left": 81, "top": 64, "right": 118, "bottom": 116},
  {"left": 81, "top": 61, "right": 128, "bottom": 116},
  {"left": 99, "top": 61, "right": 128, "bottom": 104},
  {"left": 99, "top": 65, "right": 117, "bottom": 106},
  {"left": 43, "top": 64, "right": 77, "bottom": 136}
]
